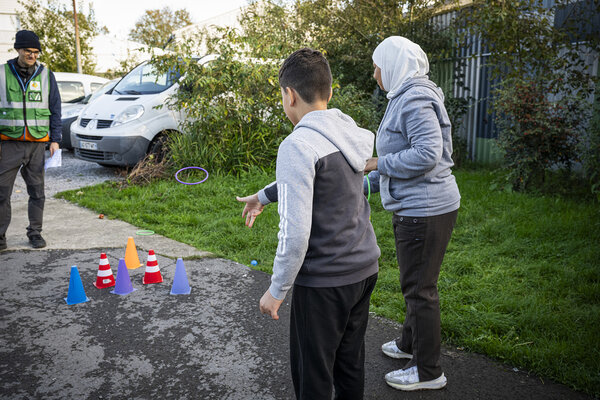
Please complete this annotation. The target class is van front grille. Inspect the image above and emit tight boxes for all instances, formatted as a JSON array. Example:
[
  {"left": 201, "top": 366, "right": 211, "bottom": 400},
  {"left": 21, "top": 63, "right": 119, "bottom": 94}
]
[
  {"left": 76, "top": 134, "right": 101, "bottom": 140},
  {"left": 80, "top": 118, "right": 91, "bottom": 127},
  {"left": 75, "top": 148, "right": 116, "bottom": 162},
  {"left": 97, "top": 120, "right": 113, "bottom": 129}
]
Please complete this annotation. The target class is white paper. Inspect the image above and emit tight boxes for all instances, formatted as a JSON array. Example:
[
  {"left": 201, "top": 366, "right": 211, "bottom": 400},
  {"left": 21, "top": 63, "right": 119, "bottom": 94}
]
[{"left": 45, "top": 148, "right": 62, "bottom": 170}]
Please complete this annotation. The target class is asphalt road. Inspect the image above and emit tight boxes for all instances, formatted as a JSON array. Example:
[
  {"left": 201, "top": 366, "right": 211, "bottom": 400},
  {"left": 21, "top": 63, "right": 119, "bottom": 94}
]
[{"left": 0, "top": 151, "right": 593, "bottom": 399}]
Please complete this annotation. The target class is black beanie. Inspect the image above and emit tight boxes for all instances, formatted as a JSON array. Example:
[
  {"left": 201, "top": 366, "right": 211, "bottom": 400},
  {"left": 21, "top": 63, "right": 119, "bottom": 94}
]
[{"left": 14, "top": 30, "right": 41, "bottom": 51}]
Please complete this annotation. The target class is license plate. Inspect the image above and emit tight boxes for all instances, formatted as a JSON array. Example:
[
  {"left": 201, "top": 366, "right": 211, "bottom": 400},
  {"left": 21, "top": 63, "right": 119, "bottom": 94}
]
[{"left": 80, "top": 141, "right": 97, "bottom": 150}]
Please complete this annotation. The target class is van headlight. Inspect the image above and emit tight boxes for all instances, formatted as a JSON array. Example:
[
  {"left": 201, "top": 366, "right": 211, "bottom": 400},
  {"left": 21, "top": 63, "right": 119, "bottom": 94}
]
[
  {"left": 112, "top": 105, "right": 144, "bottom": 126},
  {"left": 62, "top": 106, "right": 83, "bottom": 120}
]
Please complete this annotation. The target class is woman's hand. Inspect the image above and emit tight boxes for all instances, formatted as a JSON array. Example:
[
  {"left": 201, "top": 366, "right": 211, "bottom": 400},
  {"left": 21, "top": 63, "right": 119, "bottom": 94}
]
[{"left": 365, "top": 157, "right": 378, "bottom": 173}]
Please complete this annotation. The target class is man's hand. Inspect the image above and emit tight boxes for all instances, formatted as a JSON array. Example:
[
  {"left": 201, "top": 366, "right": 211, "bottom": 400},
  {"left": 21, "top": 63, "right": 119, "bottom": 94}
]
[
  {"left": 259, "top": 289, "right": 284, "bottom": 320},
  {"left": 236, "top": 193, "right": 265, "bottom": 228},
  {"left": 49, "top": 142, "right": 59, "bottom": 157},
  {"left": 364, "top": 157, "right": 378, "bottom": 173}
]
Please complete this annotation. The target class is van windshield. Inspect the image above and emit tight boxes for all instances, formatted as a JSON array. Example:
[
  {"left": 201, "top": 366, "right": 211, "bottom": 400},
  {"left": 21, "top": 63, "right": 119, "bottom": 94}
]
[{"left": 112, "top": 62, "right": 180, "bottom": 95}]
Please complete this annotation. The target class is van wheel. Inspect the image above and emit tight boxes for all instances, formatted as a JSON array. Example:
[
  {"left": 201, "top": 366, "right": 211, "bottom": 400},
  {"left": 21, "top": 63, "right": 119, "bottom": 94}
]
[{"left": 148, "top": 134, "right": 169, "bottom": 162}]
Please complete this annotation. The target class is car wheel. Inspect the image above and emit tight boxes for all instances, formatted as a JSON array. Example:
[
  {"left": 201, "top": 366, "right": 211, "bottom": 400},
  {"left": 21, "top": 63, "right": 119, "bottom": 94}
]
[{"left": 148, "top": 134, "right": 170, "bottom": 162}]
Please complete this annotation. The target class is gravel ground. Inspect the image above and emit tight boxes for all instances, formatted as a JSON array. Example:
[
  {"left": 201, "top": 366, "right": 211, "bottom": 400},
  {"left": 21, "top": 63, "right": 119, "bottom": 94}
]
[{"left": 12, "top": 148, "right": 121, "bottom": 201}]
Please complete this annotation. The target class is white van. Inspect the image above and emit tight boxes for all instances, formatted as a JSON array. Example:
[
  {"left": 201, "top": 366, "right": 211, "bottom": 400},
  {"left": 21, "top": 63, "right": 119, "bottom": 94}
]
[
  {"left": 70, "top": 56, "right": 215, "bottom": 166},
  {"left": 60, "top": 79, "right": 118, "bottom": 149}
]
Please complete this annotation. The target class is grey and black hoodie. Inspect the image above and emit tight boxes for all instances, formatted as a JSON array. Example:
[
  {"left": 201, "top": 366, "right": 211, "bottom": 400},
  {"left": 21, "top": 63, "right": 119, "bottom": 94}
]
[{"left": 258, "top": 108, "right": 380, "bottom": 300}]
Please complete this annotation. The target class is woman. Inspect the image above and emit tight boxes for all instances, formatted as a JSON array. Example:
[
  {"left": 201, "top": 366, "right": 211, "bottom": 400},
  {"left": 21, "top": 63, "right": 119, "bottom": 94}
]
[{"left": 364, "top": 36, "right": 460, "bottom": 391}]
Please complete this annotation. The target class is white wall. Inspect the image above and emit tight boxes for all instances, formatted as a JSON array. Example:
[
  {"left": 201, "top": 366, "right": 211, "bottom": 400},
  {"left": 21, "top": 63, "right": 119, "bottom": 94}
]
[
  {"left": 173, "top": 6, "right": 244, "bottom": 54},
  {"left": 0, "top": 0, "right": 20, "bottom": 63},
  {"left": 91, "top": 34, "right": 164, "bottom": 74}
]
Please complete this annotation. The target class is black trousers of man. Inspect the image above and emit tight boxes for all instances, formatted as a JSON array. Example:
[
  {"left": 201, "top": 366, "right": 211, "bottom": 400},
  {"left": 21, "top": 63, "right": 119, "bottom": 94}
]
[
  {"left": 290, "top": 273, "right": 378, "bottom": 400},
  {"left": 0, "top": 141, "right": 46, "bottom": 239},
  {"left": 393, "top": 210, "right": 458, "bottom": 382}
]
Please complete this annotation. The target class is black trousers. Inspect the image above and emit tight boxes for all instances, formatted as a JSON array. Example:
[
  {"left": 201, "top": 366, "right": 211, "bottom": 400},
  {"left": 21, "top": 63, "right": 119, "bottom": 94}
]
[
  {"left": 290, "top": 273, "right": 378, "bottom": 400},
  {"left": 0, "top": 141, "right": 46, "bottom": 237},
  {"left": 393, "top": 210, "right": 458, "bottom": 381}
]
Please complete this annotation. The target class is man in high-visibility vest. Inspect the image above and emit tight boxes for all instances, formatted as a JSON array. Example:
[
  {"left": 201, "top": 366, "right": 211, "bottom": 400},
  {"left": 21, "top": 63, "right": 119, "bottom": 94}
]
[{"left": 0, "top": 30, "right": 62, "bottom": 251}]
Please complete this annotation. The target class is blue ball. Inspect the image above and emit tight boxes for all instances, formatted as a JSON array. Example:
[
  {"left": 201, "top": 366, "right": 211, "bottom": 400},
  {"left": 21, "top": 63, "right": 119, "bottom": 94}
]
[{"left": 250, "top": 260, "right": 258, "bottom": 266}]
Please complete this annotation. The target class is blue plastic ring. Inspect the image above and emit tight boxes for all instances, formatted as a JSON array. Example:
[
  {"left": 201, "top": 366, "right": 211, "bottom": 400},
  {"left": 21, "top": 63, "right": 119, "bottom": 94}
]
[{"left": 175, "top": 166, "right": 209, "bottom": 185}]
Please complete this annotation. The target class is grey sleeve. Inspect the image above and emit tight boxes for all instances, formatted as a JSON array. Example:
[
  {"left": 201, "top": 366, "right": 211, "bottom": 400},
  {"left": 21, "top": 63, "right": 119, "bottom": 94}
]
[
  {"left": 364, "top": 171, "right": 380, "bottom": 195},
  {"left": 377, "top": 91, "right": 443, "bottom": 179},
  {"left": 258, "top": 181, "right": 277, "bottom": 205},
  {"left": 268, "top": 137, "right": 317, "bottom": 300}
]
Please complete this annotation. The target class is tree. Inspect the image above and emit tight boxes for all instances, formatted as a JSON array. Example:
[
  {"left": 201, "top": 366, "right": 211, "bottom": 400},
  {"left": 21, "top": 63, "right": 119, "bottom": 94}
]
[
  {"left": 458, "top": 0, "right": 600, "bottom": 191},
  {"left": 129, "top": 7, "right": 193, "bottom": 48},
  {"left": 17, "top": 0, "right": 102, "bottom": 74},
  {"left": 147, "top": 0, "right": 456, "bottom": 175},
  {"left": 238, "top": 0, "right": 455, "bottom": 94}
]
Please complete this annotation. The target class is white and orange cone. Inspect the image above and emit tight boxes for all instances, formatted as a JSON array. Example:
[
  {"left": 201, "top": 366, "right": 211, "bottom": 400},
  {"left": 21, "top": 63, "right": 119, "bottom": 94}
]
[
  {"left": 93, "top": 253, "right": 116, "bottom": 289},
  {"left": 142, "top": 249, "right": 163, "bottom": 284}
]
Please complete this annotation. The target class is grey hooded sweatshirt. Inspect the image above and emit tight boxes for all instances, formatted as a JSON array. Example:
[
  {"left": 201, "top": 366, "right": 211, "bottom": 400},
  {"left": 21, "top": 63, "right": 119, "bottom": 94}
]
[
  {"left": 258, "top": 108, "right": 380, "bottom": 301},
  {"left": 365, "top": 77, "right": 460, "bottom": 217}
]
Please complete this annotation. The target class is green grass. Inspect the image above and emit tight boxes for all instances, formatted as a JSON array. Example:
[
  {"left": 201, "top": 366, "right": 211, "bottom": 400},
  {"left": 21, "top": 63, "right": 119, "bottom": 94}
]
[{"left": 57, "top": 168, "right": 600, "bottom": 396}]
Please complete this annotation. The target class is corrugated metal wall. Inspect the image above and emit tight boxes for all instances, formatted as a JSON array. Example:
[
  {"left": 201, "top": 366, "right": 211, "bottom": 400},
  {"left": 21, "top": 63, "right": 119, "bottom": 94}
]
[
  {"left": 428, "top": 0, "right": 598, "bottom": 164},
  {"left": 430, "top": 10, "right": 502, "bottom": 164}
]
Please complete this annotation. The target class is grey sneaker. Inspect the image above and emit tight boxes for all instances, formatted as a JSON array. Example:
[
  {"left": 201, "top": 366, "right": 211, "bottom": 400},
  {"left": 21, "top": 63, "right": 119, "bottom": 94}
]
[
  {"left": 385, "top": 366, "right": 447, "bottom": 391},
  {"left": 28, "top": 234, "right": 46, "bottom": 249},
  {"left": 381, "top": 340, "right": 413, "bottom": 359}
]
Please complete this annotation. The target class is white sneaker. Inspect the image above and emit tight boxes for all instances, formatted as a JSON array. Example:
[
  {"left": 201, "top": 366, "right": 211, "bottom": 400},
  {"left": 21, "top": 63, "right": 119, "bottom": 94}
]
[
  {"left": 381, "top": 340, "right": 413, "bottom": 359},
  {"left": 385, "top": 366, "right": 447, "bottom": 391}
]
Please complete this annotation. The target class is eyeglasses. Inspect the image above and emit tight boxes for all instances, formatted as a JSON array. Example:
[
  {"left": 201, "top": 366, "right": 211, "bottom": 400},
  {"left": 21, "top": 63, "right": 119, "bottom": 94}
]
[{"left": 21, "top": 49, "right": 41, "bottom": 56}]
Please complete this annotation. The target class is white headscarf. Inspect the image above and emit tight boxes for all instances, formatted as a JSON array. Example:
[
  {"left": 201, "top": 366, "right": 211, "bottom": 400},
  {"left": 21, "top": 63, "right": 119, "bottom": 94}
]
[{"left": 372, "top": 36, "right": 430, "bottom": 99}]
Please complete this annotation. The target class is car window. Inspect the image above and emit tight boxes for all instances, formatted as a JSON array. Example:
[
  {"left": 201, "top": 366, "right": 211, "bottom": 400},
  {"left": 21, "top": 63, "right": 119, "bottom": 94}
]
[
  {"left": 90, "top": 82, "right": 104, "bottom": 92},
  {"left": 113, "top": 62, "right": 180, "bottom": 95},
  {"left": 57, "top": 81, "right": 85, "bottom": 103},
  {"left": 85, "top": 80, "right": 118, "bottom": 104}
]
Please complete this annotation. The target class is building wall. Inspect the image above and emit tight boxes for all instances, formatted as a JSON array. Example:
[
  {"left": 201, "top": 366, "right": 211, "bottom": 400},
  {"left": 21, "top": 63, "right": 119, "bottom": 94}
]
[
  {"left": 173, "top": 5, "right": 245, "bottom": 54},
  {"left": 0, "top": 0, "right": 20, "bottom": 63},
  {"left": 91, "top": 35, "right": 164, "bottom": 74}
]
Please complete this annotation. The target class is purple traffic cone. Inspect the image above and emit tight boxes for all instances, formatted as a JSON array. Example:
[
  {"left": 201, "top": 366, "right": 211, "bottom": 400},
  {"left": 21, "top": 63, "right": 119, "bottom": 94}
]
[
  {"left": 110, "top": 258, "right": 137, "bottom": 295},
  {"left": 65, "top": 266, "right": 90, "bottom": 305},
  {"left": 170, "top": 258, "right": 191, "bottom": 295}
]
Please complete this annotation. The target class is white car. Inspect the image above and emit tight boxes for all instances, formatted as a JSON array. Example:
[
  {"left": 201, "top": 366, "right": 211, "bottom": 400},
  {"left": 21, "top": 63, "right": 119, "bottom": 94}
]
[
  {"left": 70, "top": 56, "right": 215, "bottom": 167},
  {"left": 55, "top": 72, "right": 109, "bottom": 148},
  {"left": 55, "top": 72, "right": 109, "bottom": 103}
]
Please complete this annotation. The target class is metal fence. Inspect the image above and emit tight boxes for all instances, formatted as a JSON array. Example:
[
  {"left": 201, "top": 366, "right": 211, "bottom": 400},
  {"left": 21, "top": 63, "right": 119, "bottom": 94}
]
[
  {"left": 429, "top": 11, "right": 503, "bottom": 164},
  {"left": 429, "top": 1, "right": 599, "bottom": 164}
]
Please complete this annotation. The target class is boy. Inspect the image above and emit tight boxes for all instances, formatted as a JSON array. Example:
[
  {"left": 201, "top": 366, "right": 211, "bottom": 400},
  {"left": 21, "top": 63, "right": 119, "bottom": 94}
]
[{"left": 236, "top": 48, "right": 380, "bottom": 399}]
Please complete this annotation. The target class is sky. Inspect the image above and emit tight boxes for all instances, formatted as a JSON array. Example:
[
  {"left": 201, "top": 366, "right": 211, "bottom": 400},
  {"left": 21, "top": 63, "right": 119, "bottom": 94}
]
[{"left": 64, "top": 0, "right": 250, "bottom": 39}]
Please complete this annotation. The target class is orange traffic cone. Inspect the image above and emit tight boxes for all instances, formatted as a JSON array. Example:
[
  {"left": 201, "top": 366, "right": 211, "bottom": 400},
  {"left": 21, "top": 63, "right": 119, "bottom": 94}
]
[
  {"left": 93, "top": 253, "right": 116, "bottom": 289},
  {"left": 124, "top": 236, "right": 143, "bottom": 269},
  {"left": 142, "top": 249, "right": 163, "bottom": 284}
]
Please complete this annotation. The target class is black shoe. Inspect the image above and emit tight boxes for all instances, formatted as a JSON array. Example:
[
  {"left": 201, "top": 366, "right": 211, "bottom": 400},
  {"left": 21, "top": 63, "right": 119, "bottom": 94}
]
[
  {"left": 28, "top": 234, "right": 46, "bottom": 248},
  {"left": 0, "top": 235, "right": 6, "bottom": 251}
]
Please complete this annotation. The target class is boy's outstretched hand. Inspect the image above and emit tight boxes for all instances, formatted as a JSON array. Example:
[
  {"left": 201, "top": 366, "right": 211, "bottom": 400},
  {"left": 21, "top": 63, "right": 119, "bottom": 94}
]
[
  {"left": 236, "top": 193, "right": 265, "bottom": 228},
  {"left": 260, "top": 289, "right": 284, "bottom": 320}
]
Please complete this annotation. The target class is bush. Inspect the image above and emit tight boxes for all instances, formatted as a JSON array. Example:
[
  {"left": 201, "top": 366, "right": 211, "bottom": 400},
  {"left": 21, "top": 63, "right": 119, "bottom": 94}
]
[
  {"left": 580, "top": 87, "right": 600, "bottom": 199},
  {"left": 445, "top": 95, "right": 470, "bottom": 168},
  {"left": 494, "top": 78, "right": 584, "bottom": 191},
  {"left": 329, "top": 83, "right": 382, "bottom": 134},
  {"left": 153, "top": 34, "right": 290, "bottom": 175},
  {"left": 153, "top": 32, "right": 383, "bottom": 175}
]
